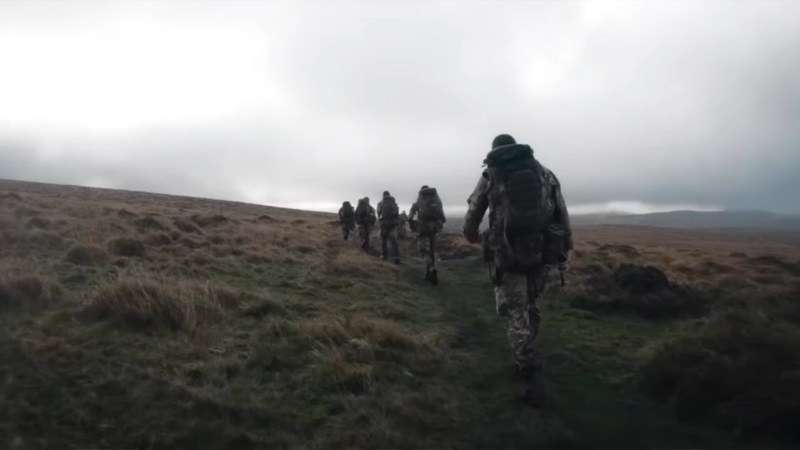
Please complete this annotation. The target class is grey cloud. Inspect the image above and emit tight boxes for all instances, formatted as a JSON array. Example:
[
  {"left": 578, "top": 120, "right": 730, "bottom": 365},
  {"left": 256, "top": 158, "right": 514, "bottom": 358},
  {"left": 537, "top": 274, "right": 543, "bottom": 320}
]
[{"left": 0, "top": 1, "right": 799, "bottom": 215}]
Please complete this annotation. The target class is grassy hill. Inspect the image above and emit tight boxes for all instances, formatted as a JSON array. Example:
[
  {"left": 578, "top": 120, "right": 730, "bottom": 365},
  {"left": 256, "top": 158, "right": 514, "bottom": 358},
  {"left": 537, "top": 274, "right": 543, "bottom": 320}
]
[{"left": 1, "top": 179, "right": 799, "bottom": 449}]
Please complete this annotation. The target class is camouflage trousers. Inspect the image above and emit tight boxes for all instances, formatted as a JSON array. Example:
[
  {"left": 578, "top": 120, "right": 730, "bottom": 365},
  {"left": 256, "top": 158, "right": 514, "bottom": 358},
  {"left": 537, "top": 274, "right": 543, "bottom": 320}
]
[
  {"left": 416, "top": 232, "right": 437, "bottom": 267},
  {"left": 341, "top": 221, "right": 355, "bottom": 240},
  {"left": 380, "top": 226, "right": 400, "bottom": 259},
  {"left": 495, "top": 268, "right": 549, "bottom": 372},
  {"left": 398, "top": 224, "right": 407, "bottom": 240},
  {"left": 357, "top": 223, "right": 371, "bottom": 251}
]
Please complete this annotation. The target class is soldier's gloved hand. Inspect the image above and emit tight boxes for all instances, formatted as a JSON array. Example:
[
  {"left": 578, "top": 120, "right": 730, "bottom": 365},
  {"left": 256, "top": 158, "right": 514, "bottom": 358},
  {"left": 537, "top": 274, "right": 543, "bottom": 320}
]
[
  {"left": 558, "top": 251, "right": 572, "bottom": 272},
  {"left": 463, "top": 225, "right": 480, "bottom": 244}
]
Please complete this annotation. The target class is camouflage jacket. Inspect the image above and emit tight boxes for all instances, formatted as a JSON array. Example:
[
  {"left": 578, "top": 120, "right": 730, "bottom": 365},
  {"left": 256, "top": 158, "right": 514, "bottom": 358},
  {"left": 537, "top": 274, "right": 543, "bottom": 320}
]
[
  {"left": 408, "top": 201, "right": 446, "bottom": 223},
  {"left": 338, "top": 206, "right": 355, "bottom": 224},
  {"left": 356, "top": 201, "right": 376, "bottom": 226},
  {"left": 463, "top": 164, "right": 573, "bottom": 262},
  {"left": 399, "top": 212, "right": 408, "bottom": 225},
  {"left": 409, "top": 201, "right": 445, "bottom": 235},
  {"left": 377, "top": 197, "right": 399, "bottom": 227}
]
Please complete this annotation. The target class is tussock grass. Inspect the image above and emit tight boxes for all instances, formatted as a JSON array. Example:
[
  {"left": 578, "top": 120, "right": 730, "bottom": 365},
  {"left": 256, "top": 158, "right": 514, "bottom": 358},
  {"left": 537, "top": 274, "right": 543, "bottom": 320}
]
[
  {"left": 295, "top": 315, "right": 434, "bottom": 352},
  {"left": 638, "top": 296, "right": 800, "bottom": 442},
  {"left": 174, "top": 218, "right": 202, "bottom": 234},
  {"left": 563, "top": 262, "right": 711, "bottom": 319},
  {"left": 3, "top": 179, "right": 800, "bottom": 449},
  {"left": 0, "top": 273, "right": 61, "bottom": 312},
  {"left": 65, "top": 245, "right": 109, "bottom": 266},
  {"left": 85, "top": 273, "right": 248, "bottom": 331},
  {"left": 24, "top": 217, "right": 51, "bottom": 230},
  {"left": 1, "top": 229, "right": 69, "bottom": 253},
  {"left": 133, "top": 216, "right": 167, "bottom": 233},
  {"left": 144, "top": 233, "right": 173, "bottom": 247},
  {"left": 107, "top": 237, "right": 147, "bottom": 257},
  {"left": 191, "top": 214, "right": 229, "bottom": 228},
  {"left": 0, "top": 191, "right": 24, "bottom": 203},
  {"left": 435, "top": 232, "right": 482, "bottom": 260},
  {"left": 326, "top": 252, "right": 394, "bottom": 279}
]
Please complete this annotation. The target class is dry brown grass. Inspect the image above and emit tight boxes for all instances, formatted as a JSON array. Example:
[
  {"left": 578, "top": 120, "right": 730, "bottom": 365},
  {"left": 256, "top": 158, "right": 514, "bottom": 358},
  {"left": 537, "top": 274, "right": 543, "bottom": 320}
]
[
  {"left": 326, "top": 252, "right": 393, "bottom": 279},
  {"left": 638, "top": 292, "right": 800, "bottom": 441},
  {"left": 84, "top": 273, "right": 247, "bottom": 330},
  {"left": 2, "top": 179, "right": 800, "bottom": 448},
  {"left": 107, "top": 237, "right": 147, "bottom": 257},
  {"left": 0, "top": 273, "right": 61, "bottom": 312},
  {"left": 65, "top": 244, "right": 109, "bottom": 266},
  {"left": 435, "top": 231, "right": 482, "bottom": 260},
  {"left": 562, "top": 227, "right": 800, "bottom": 441},
  {"left": 144, "top": 232, "right": 173, "bottom": 247}
]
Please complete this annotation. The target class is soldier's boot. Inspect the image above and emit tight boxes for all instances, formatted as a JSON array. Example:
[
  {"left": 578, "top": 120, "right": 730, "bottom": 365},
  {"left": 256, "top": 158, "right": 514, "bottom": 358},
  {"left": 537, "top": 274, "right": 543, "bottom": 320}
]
[
  {"left": 381, "top": 240, "right": 388, "bottom": 259},
  {"left": 519, "top": 367, "right": 546, "bottom": 408}
]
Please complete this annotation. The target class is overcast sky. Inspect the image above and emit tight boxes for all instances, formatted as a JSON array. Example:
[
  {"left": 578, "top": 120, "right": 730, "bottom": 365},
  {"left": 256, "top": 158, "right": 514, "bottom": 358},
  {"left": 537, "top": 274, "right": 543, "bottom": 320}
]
[{"left": 1, "top": 0, "right": 799, "bottom": 215}]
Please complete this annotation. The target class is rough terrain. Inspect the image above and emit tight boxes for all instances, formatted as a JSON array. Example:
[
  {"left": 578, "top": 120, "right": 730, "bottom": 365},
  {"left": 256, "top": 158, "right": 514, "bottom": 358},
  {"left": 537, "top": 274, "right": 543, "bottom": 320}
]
[{"left": 1, "top": 179, "right": 799, "bottom": 450}]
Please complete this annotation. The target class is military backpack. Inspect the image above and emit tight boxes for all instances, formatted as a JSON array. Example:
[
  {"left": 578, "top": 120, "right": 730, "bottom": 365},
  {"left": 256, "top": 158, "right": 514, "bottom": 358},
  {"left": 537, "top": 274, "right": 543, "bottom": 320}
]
[
  {"left": 355, "top": 199, "right": 372, "bottom": 225},
  {"left": 417, "top": 187, "right": 443, "bottom": 222},
  {"left": 381, "top": 196, "right": 399, "bottom": 222},
  {"left": 341, "top": 202, "right": 354, "bottom": 220},
  {"left": 483, "top": 144, "right": 556, "bottom": 267}
]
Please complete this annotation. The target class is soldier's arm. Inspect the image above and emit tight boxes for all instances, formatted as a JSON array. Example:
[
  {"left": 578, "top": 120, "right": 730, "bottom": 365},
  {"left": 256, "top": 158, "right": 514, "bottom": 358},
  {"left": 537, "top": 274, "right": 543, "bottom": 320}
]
[
  {"left": 463, "top": 174, "right": 490, "bottom": 242},
  {"left": 408, "top": 203, "right": 418, "bottom": 221},
  {"left": 550, "top": 172, "right": 574, "bottom": 252}
]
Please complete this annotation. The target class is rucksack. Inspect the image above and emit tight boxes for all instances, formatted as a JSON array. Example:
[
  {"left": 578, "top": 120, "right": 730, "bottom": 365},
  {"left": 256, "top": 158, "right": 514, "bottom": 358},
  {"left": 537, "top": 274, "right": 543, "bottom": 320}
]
[
  {"left": 341, "top": 202, "right": 354, "bottom": 219},
  {"left": 381, "top": 196, "right": 399, "bottom": 221},
  {"left": 355, "top": 199, "right": 371, "bottom": 225},
  {"left": 484, "top": 144, "right": 555, "bottom": 267},
  {"left": 417, "top": 188, "right": 443, "bottom": 222}
]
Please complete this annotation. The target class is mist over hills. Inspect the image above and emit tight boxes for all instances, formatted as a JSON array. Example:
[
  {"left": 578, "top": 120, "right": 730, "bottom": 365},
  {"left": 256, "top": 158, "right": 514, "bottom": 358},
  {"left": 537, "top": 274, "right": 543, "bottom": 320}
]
[{"left": 571, "top": 209, "right": 800, "bottom": 229}]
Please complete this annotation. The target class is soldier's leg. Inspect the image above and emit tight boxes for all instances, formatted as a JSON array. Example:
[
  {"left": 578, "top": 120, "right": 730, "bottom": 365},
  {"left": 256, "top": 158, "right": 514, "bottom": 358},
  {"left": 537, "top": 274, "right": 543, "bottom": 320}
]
[
  {"left": 380, "top": 227, "right": 389, "bottom": 258},
  {"left": 429, "top": 232, "right": 437, "bottom": 268},
  {"left": 341, "top": 223, "right": 349, "bottom": 240},
  {"left": 359, "top": 225, "right": 369, "bottom": 251},
  {"left": 416, "top": 232, "right": 427, "bottom": 259},
  {"left": 494, "top": 271, "right": 542, "bottom": 372},
  {"left": 389, "top": 226, "right": 400, "bottom": 262}
]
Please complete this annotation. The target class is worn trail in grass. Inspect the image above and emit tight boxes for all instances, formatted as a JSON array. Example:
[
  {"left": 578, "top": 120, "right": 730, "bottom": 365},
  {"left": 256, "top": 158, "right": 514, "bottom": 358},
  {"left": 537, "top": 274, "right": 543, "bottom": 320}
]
[{"left": 424, "top": 256, "right": 784, "bottom": 450}]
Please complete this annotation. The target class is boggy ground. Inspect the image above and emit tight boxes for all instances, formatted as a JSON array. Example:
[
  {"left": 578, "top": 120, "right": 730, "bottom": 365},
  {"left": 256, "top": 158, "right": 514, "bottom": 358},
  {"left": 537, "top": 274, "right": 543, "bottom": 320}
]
[{"left": 1, "top": 179, "right": 799, "bottom": 450}]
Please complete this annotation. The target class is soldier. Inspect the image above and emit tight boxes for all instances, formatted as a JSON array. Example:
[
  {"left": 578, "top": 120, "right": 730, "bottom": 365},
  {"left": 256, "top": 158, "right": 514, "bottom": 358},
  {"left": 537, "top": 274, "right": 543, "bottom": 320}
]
[
  {"left": 338, "top": 201, "right": 355, "bottom": 240},
  {"left": 376, "top": 190, "right": 401, "bottom": 264},
  {"left": 462, "top": 134, "right": 573, "bottom": 408},
  {"left": 355, "top": 197, "right": 377, "bottom": 251},
  {"left": 398, "top": 210, "right": 409, "bottom": 240},
  {"left": 409, "top": 185, "right": 446, "bottom": 285}
]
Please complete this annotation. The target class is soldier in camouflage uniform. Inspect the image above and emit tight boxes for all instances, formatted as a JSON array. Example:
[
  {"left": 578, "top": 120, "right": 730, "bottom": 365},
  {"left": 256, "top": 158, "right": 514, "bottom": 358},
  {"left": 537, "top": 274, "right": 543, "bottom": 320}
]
[
  {"left": 377, "top": 191, "right": 401, "bottom": 264},
  {"left": 409, "top": 185, "right": 446, "bottom": 284},
  {"left": 356, "top": 197, "right": 377, "bottom": 251},
  {"left": 338, "top": 201, "right": 356, "bottom": 240},
  {"left": 463, "top": 134, "right": 573, "bottom": 408},
  {"left": 398, "top": 210, "right": 409, "bottom": 240}
]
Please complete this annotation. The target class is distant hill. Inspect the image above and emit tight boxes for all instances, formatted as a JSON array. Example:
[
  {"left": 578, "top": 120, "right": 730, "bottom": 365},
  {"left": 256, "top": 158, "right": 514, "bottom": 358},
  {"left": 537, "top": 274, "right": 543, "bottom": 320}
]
[{"left": 572, "top": 209, "right": 800, "bottom": 229}]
